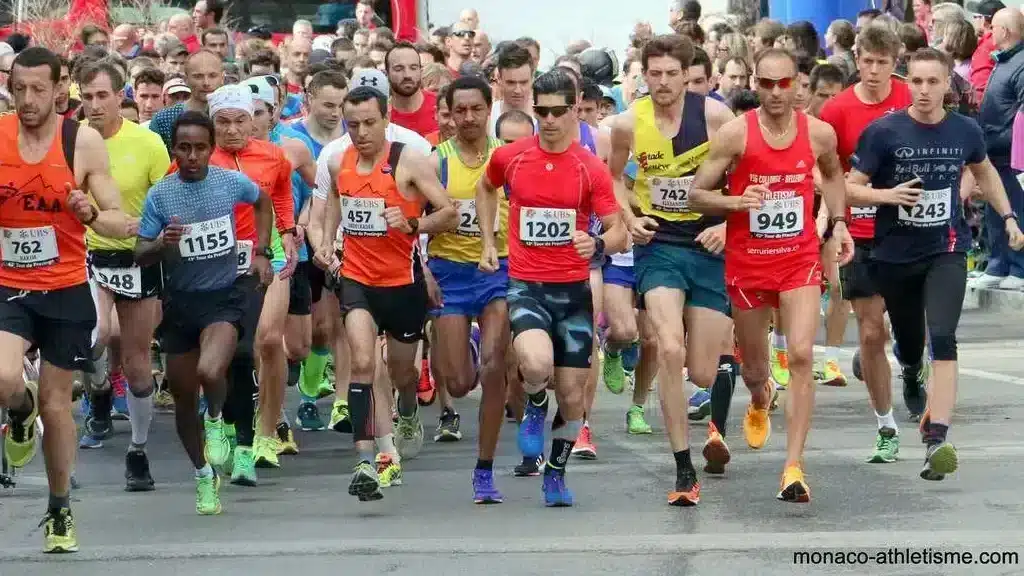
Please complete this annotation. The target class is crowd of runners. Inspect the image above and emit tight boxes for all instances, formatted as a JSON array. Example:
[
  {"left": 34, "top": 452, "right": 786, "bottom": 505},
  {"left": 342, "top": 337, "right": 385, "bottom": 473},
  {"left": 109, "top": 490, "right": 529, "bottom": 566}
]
[{"left": 1, "top": 0, "right": 1023, "bottom": 555}]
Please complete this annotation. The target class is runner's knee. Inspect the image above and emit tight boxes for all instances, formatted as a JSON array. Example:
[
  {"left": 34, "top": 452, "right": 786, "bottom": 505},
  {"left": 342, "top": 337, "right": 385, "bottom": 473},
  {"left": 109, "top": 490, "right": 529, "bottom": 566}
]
[{"left": 857, "top": 313, "right": 888, "bottom": 352}]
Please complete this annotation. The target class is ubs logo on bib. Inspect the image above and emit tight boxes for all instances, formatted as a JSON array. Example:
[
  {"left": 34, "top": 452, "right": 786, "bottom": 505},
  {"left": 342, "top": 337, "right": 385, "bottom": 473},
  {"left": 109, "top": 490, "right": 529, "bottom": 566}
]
[{"left": 895, "top": 147, "right": 915, "bottom": 159}]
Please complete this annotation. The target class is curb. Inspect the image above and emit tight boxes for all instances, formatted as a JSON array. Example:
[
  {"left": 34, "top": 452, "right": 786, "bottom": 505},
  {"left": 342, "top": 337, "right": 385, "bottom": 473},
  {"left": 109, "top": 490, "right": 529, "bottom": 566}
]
[{"left": 963, "top": 285, "right": 1024, "bottom": 312}]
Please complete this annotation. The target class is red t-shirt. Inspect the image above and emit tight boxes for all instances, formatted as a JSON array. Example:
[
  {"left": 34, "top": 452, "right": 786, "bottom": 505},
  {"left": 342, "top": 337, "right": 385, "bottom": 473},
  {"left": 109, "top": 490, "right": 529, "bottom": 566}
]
[
  {"left": 486, "top": 136, "right": 618, "bottom": 283},
  {"left": 182, "top": 35, "right": 201, "bottom": 54},
  {"left": 286, "top": 82, "right": 303, "bottom": 95},
  {"left": 819, "top": 80, "right": 911, "bottom": 240},
  {"left": 390, "top": 91, "right": 438, "bottom": 137}
]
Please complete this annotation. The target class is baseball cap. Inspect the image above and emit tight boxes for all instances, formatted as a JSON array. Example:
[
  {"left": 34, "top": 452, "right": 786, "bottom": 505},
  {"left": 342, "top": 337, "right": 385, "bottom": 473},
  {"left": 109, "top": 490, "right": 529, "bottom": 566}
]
[
  {"left": 163, "top": 77, "right": 191, "bottom": 96},
  {"left": 309, "top": 49, "right": 332, "bottom": 66},
  {"left": 350, "top": 68, "right": 389, "bottom": 99},
  {"left": 312, "top": 35, "right": 335, "bottom": 52},
  {"left": 598, "top": 84, "right": 616, "bottom": 103},
  {"left": 246, "top": 25, "right": 272, "bottom": 40},
  {"left": 241, "top": 75, "right": 276, "bottom": 106},
  {"left": 967, "top": 0, "right": 1006, "bottom": 18},
  {"left": 0, "top": 42, "right": 13, "bottom": 58}
]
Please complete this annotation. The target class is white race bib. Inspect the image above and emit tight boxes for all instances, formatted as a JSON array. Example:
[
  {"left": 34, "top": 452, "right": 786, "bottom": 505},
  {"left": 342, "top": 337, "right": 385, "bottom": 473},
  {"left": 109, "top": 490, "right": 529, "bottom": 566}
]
[
  {"left": 236, "top": 240, "right": 253, "bottom": 274},
  {"left": 898, "top": 188, "right": 951, "bottom": 227},
  {"left": 455, "top": 199, "right": 498, "bottom": 237},
  {"left": 341, "top": 197, "right": 387, "bottom": 237},
  {"left": 179, "top": 215, "right": 234, "bottom": 261},
  {"left": 851, "top": 206, "right": 877, "bottom": 220},
  {"left": 93, "top": 266, "right": 142, "bottom": 298},
  {"left": 0, "top": 226, "right": 59, "bottom": 268},
  {"left": 520, "top": 207, "right": 575, "bottom": 246},
  {"left": 649, "top": 175, "right": 693, "bottom": 213},
  {"left": 749, "top": 196, "right": 804, "bottom": 238}
]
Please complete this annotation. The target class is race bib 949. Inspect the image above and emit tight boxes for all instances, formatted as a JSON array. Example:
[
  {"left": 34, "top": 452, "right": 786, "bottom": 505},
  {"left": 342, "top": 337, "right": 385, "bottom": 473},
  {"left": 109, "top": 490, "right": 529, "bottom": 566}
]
[
  {"left": 749, "top": 195, "right": 804, "bottom": 239},
  {"left": 520, "top": 207, "right": 575, "bottom": 246}
]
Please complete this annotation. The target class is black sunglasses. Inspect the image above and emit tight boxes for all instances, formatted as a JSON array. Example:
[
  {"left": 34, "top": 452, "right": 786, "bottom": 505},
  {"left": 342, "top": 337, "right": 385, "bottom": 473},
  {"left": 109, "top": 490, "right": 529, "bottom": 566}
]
[
  {"left": 451, "top": 30, "right": 476, "bottom": 38},
  {"left": 534, "top": 105, "right": 572, "bottom": 119}
]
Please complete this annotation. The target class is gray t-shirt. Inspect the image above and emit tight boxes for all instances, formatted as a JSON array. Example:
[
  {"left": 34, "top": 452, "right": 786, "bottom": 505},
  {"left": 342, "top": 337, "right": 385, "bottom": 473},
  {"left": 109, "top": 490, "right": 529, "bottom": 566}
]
[{"left": 139, "top": 166, "right": 260, "bottom": 292}]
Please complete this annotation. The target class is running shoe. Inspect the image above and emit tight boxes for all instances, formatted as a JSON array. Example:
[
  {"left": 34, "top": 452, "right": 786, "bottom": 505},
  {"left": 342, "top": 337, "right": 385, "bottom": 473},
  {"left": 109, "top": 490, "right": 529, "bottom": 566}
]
[
  {"left": 770, "top": 341, "right": 790, "bottom": 390},
  {"left": 920, "top": 442, "right": 958, "bottom": 481},
  {"left": 743, "top": 402, "right": 771, "bottom": 450},
  {"left": 702, "top": 422, "right": 731, "bottom": 475},
  {"left": 866, "top": 427, "right": 900, "bottom": 464},
  {"left": 41, "top": 508, "right": 78, "bottom": 553},
  {"left": 818, "top": 359, "right": 848, "bottom": 387},
  {"left": 195, "top": 473, "right": 222, "bottom": 515},
  {"left": 603, "top": 349, "right": 625, "bottom": 394},
  {"left": 542, "top": 469, "right": 573, "bottom": 507},
  {"left": 203, "top": 418, "right": 231, "bottom": 468},
  {"left": 329, "top": 399, "right": 352, "bottom": 433},
  {"left": 124, "top": 449, "right": 155, "bottom": 492},
  {"left": 517, "top": 397, "right": 547, "bottom": 459},
  {"left": 395, "top": 411, "right": 424, "bottom": 459},
  {"left": 434, "top": 407, "right": 462, "bottom": 442},
  {"left": 253, "top": 435, "right": 281, "bottom": 468},
  {"left": 472, "top": 468, "right": 504, "bottom": 504},
  {"left": 667, "top": 466, "right": 700, "bottom": 506},
  {"left": 230, "top": 445, "right": 258, "bottom": 486},
  {"left": 78, "top": 393, "right": 91, "bottom": 418},
  {"left": 571, "top": 422, "right": 597, "bottom": 460},
  {"left": 198, "top": 394, "right": 208, "bottom": 417},
  {"left": 276, "top": 422, "right": 299, "bottom": 455},
  {"left": 78, "top": 415, "right": 110, "bottom": 449},
  {"left": 777, "top": 465, "right": 811, "bottom": 503},
  {"left": 416, "top": 358, "right": 436, "bottom": 406},
  {"left": 224, "top": 422, "right": 236, "bottom": 451},
  {"left": 296, "top": 401, "right": 325, "bottom": 431},
  {"left": 317, "top": 376, "right": 335, "bottom": 399},
  {"left": 901, "top": 363, "right": 928, "bottom": 421},
  {"left": 110, "top": 371, "right": 130, "bottom": 420},
  {"left": 349, "top": 460, "right": 383, "bottom": 501},
  {"left": 4, "top": 379, "right": 38, "bottom": 468},
  {"left": 513, "top": 455, "right": 544, "bottom": 477},
  {"left": 626, "top": 405, "right": 653, "bottom": 435},
  {"left": 469, "top": 323, "right": 481, "bottom": 390},
  {"left": 687, "top": 388, "right": 712, "bottom": 421},
  {"left": 852, "top": 349, "right": 863, "bottom": 381},
  {"left": 624, "top": 369, "right": 637, "bottom": 393},
  {"left": 376, "top": 453, "right": 402, "bottom": 487},
  {"left": 153, "top": 389, "right": 175, "bottom": 411}
]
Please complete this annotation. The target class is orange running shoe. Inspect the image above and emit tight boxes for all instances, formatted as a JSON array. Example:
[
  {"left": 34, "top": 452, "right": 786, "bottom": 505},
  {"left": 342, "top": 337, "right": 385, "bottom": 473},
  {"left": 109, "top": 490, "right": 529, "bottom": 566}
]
[
  {"left": 416, "top": 358, "right": 436, "bottom": 406},
  {"left": 702, "top": 422, "right": 731, "bottom": 474},
  {"left": 777, "top": 464, "right": 811, "bottom": 503},
  {"left": 571, "top": 422, "right": 597, "bottom": 460},
  {"left": 668, "top": 467, "right": 700, "bottom": 506}
]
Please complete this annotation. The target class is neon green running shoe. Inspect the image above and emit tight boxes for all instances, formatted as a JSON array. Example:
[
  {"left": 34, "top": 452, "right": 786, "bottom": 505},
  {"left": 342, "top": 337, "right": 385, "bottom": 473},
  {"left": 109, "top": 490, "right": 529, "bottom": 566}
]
[
  {"left": 376, "top": 453, "right": 402, "bottom": 487},
  {"left": 626, "top": 405, "right": 652, "bottom": 434},
  {"left": 203, "top": 417, "right": 230, "bottom": 468},
  {"left": 230, "top": 446, "right": 258, "bottom": 486},
  {"left": 195, "top": 473, "right": 222, "bottom": 515},
  {"left": 5, "top": 379, "right": 39, "bottom": 468},
  {"left": 253, "top": 435, "right": 280, "bottom": 468},
  {"left": 603, "top": 350, "right": 625, "bottom": 394},
  {"left": 41, "top": 508, "right": 78, "bottom": 553},
  {"left": 770, "top": 344, "right": 790, "bottom": 389},
  {"left": 866, "top": 427, "right": 899, "bottom": 463}
]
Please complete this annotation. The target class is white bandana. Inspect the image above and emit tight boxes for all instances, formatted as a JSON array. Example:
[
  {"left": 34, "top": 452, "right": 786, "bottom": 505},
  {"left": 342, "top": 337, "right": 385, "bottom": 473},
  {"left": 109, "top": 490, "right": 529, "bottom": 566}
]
[{"left": 208, "top": 84, "right": 253, "bottom": 118}]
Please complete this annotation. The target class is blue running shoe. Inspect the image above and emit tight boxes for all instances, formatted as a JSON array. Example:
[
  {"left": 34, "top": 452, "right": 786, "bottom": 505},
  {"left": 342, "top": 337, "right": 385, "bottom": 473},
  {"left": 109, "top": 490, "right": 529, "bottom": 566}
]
[
  {"left": 79, "top": 394, "right": 91, "bottom": 418},
  {"left": 198, "top": 395, "right": 208, "bottom": 417},
  {"left": 621, "top": 340, "right": 640, "bottom": 372},
  {"left": 542, "top": 469, "right": 573, "bottom": 507},
  {"left": 517, "top": 398, "right": 547, "bottom": 459},
  {"left": 472, "top": 469, "right": 504, "bottom": 504},
  {"left": 469, "top": 324, "right": 481, "bottom": 387},
  {"left": 78, "top": 416, "right": 109, "bottom": 449},
  {"left": 688, "top": 388, "right": 712, "bottom": 421}
]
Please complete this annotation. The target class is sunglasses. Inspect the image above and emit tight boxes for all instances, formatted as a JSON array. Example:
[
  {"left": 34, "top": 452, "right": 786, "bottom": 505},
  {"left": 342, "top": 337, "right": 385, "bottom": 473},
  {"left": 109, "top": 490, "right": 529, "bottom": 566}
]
[
  {"left": 755, "top": 76, "right": 794, "bottom": 90},
  {"left": 451, "top": 30, "right": 476, "bottom": 38},
  {"left": 534, "top": 105, "right": 572, "bottom": 119}
]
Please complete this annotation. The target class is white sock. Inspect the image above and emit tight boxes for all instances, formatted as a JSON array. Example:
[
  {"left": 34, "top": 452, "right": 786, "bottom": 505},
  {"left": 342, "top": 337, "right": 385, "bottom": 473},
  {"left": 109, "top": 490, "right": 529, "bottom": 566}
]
[
  {"left": 876, "top": 410, "right": 898, "bottom": 433},
  {"left": 376, "top": 434, "right": 400, "bottom": 462},
  {"left": 278, "top": 406, "right": 288, "bottom": 426},
  {"left": 773, "top": 333, "right": 787, "bottom": 350},
  {"left": 825, "top": 347, "right": 840, "bottom": 363},
  {"left": 195, "top": 463, "right": 213, "bottom": 478},
  {"left": 127, "top": 387, "right": 153, "bottom": 447}
]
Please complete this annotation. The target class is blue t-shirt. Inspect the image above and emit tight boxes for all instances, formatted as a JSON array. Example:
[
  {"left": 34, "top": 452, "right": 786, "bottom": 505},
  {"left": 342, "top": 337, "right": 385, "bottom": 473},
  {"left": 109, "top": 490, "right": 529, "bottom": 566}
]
[
  {"left": 148, "top": 103, "right": 186, "bottom": 152},
  {"left": 270, "top": 123, "right": 315, "bottom": 262},
  {"left": 291, "top": 120, "right": 328, "bottom": 159},
  {"left": 851, "top": 110, "right": 987, "bottom": 264},
  {"left": 139, "top": 167, "right": 260, "bottom": 292}
]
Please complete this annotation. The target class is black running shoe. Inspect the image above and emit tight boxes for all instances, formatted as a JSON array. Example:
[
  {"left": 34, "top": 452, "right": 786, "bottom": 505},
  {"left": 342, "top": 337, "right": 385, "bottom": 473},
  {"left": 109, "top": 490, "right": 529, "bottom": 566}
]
[
  {"left": 901, "top": 363, "right": 927, "bottom": 420},
  {"left": 513, "top": 455, "right": 544, "bottom": 477},
  {"left": 124, "top": 449, "right": 155, "bottom": 492}
]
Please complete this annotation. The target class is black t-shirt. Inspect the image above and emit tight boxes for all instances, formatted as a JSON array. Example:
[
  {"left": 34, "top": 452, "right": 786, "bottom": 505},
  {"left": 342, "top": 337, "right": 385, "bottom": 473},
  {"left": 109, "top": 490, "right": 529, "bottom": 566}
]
[{"left": 851, "top": 110, "right": 986, "bottom": 264}]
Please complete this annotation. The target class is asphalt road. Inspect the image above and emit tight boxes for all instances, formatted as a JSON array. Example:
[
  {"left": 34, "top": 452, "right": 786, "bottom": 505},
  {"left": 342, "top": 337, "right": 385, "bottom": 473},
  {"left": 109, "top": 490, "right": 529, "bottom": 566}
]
[{"left": 2, "top": 310, "right": 1024, "bottom": 576}]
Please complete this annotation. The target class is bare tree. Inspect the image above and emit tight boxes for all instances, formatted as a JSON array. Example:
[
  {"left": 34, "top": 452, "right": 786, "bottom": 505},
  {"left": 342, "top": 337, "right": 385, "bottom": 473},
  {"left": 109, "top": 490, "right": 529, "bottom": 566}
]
[{"left": 2, "top": 0, "right": 102, "bottom": 54}]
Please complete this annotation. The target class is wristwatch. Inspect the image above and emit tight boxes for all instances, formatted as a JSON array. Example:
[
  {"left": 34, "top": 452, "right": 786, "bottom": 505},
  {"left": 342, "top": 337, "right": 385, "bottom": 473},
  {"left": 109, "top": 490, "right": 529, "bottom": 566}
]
[
  {"left": 590, "top": 232, "right": 606, "bottom": 257},
  {"left": 408, "top": 217, "right": 420, "bottom": 234},
  {"left": 256, "top": 246, "right": 273, "bottom": 259},
  {"left": 828, "top": 216, "right": 848, "bottom": 226},
  {"left": 83, "top": 205, "right": 99, "bottom": 225},
  {"left": 1003, "top": 212, "right": 1019, "bottom": 223}
]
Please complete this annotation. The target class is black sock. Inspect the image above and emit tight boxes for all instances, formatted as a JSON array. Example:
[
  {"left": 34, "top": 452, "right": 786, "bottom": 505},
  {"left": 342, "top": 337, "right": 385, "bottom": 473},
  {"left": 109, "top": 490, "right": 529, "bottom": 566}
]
[
  {"left": 9, "top": 388, "right": 35, "bottom": 420},
  {"left": 711, "top": 355, "right": 737, "bottom": 437},
  {"left": 286, "top": 360, "right": 301, "bottom": 387},
  {"left": 48, "top": 493, "right": 70, "bottom": 512},
  {"left": 90, "top": 390, "right": 113, "bottom": 421},
  {"left": 528, "top": 391, "right": 547, "bottom": 406},
  {"left": 925, "top": 422, "right": 949, "bottom": 447},
  {"left": 475, "top": 459, "right": 493, "bottom": 471},
  {"left": 546, "top": 438, "right": 574, "bottom": 472},
  {"left": 551, "top": 409, "right": 565, "bottom": 430},
  {"left": 227, "top": 358, "right": 257, "bottom": 447},
  {"left": 673, "top": 449, "right": 693, "bottom": 474},
  {"left": 347, "top": 382, "right": 375, "bottom": 443}
]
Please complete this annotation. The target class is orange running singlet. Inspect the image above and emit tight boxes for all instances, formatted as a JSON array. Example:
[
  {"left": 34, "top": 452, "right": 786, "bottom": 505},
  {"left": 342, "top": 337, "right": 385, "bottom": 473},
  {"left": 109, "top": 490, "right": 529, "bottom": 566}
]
[
  {"left": 338, "top": 142, "right": 425, "bottom": 287},
  {"left": 210, "top": 139, "right": 295, "bottom": 243},
  {"left": 0, "top": 115, "right": 87, "bottom": 291}
]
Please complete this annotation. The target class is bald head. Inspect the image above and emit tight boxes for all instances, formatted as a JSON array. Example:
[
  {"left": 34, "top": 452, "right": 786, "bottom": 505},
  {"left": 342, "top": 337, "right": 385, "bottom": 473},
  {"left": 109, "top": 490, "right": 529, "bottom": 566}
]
[
  {"left": 460, "top": 8, "right": 479, "bottom": 30},
  {"left": 169, "top": 13, "right": 194, "bottom": 40},
  {"left": 993, "top": 7, "right": 1024, "bottom": 50}
]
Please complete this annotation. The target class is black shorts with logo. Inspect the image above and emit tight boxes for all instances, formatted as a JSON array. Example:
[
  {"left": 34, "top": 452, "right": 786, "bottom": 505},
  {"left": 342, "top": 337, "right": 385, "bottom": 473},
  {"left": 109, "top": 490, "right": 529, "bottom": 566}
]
[
  {"left": 839, "top": 240, "right": 879, "bottom": 301},
  {"left": 157, "top": 279, "right": 248, "bottom": 355},
  {"left": 289, "top": 261, "right": 313, "bottom": 316},
  {"left": 507, "top": 279, "right": 594, "bottom": 369},
  {"left": 0, "top": 283, "right": 96, "bottom": 371},
  {"left": 88, "top": 249, "right": 162, "bottom": 301},
  {"left": 339, "top": 277, "right": 427, "bottom": 344}
]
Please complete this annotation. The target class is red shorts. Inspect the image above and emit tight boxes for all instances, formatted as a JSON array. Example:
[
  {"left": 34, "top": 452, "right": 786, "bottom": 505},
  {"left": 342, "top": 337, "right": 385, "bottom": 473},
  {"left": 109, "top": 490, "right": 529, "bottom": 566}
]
[{"left": 727, "top": 258, "right": 822, "bottom": 311}]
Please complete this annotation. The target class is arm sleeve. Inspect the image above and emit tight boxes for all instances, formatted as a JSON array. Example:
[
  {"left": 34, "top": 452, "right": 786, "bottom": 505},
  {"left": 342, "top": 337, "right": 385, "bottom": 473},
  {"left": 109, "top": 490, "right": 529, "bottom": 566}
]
[
  {"left": 137, "top": 190, "right": 165, "bottom": 240},
  {"left": 589, "top": 161, "right": 620, "bottom": 218},
  {"left": 272, "top": 155, "right": 296, "bottom": 231}
]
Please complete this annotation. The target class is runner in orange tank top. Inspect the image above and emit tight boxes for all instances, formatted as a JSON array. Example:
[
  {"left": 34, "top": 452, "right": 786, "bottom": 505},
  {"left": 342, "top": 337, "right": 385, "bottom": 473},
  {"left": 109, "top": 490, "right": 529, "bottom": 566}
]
[
  {"left": 689, "top": 48, "right": 854, "bottom": 505},
  {"left": 323, "top": 86, "right": 456, "bottom": 502},
  {"left": 0, "top": 47, "right": 131, "bottom": 554}
]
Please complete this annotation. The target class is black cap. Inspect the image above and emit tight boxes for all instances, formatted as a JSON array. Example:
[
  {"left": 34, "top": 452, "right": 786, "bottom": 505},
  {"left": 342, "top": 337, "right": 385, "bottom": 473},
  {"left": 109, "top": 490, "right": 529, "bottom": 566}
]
[
  {"left": 967, "top": 0, "right": 1006, "bottom": 19},
  {"left": 246, "top": 25, "right": 272, "bottom": 40}
]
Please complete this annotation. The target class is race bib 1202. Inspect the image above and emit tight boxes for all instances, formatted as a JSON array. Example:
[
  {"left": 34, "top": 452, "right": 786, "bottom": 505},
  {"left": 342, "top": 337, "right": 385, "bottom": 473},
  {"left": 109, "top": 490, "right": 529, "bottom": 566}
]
[
  {"left": 520, "top": 207, "right": 575, "bottom": 247},
  {"left": 179, "top": 215, "right": 234, "bottom": 261},
  {"left": 341, "top": 197, "right": 387, "bottom": 237},
  {"left": 0, "top": 226, "right": 59, "bottom": 268}
]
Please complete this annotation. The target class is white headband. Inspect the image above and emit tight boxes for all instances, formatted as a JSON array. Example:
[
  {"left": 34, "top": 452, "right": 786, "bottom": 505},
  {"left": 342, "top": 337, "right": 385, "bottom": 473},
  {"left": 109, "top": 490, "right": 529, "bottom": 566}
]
[{"left": 208, "top": 84, "right": 254, "bottom": 118}]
